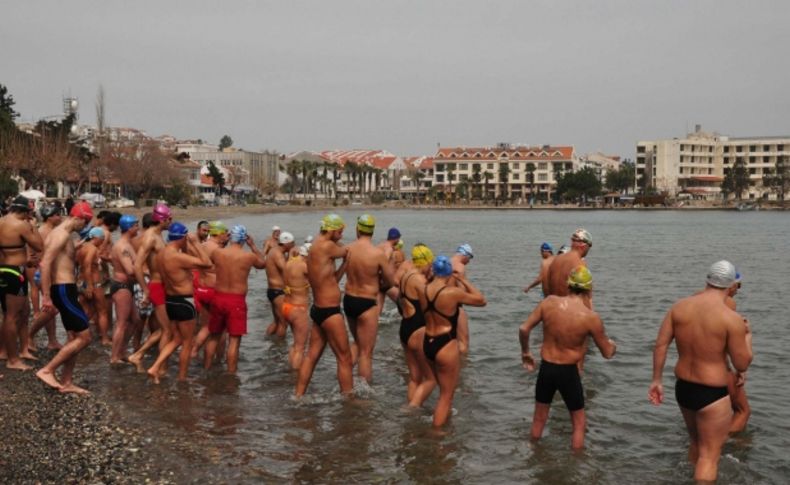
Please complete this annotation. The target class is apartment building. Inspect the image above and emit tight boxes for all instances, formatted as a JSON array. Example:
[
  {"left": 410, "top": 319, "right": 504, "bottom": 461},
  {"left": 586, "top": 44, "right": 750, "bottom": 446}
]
[
  {"left": 177, "top": 143, "right": 279, "bottom": 193},
  {"left": 636, "top": 125, "right": 790, "bottom": 199}
]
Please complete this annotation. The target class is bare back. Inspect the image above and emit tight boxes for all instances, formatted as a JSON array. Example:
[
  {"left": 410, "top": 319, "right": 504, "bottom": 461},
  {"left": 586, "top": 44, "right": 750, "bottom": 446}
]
[
  {"left": 45, "top": 226, "right": 78, "bottom": 285},
  {"left": 0, "top": 213, "right": 42, "bottom": 266},
  {"left": 264, "top": 246, "right": 287, "bottom": 289},
  {"left": 212, "top": 245, "right": 260, "bottom": 295},
  {"left": 546, "top": 252, "right": 584, "bottom": 296},
  {"left": 138, "top": 227, "right": 166, "bottom": 282},
  {"left": 307, "top": 234, "right": 346, "bottom": 307},
  {"left": 284, "top": 256, "right": 310, "bottom": 306},
  {"left": 199, "top": 239, "right": 222, "bottom": 287},
  {"left": 110, "top": 236, "right": 136, "bottom": 282},
  {"left": 538, "top": 295, "right": 601, "bottom": 364},
  {"left": 346, "top": 237, "right": 390, "bottom": 299}
]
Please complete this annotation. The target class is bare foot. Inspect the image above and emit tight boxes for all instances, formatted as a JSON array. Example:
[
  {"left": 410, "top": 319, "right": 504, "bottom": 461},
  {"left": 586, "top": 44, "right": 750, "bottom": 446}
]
[
  {"left": 6, "top": 360, "right": 32, "bottom": 371},
  {"left": 147, "top": 368, "right": 161, "bottom": 384},
  {"left": 110, "top": 358, "right": 125, "bottom": 365},
  {"left": 101, "top": 338, "right": 112, "bottom": 347},
  {"left": 158, "top": 367, "right": 167, "bottom": 378},
  {"left": 128, "top": 354, "right": 145, "bottom": 373},
  {"left": 36, "top": 368, "right": 63, "bottom": 389},
  {"left": 19, "top": 352, "right": 39, "bottom": 361},
  {"left": 28, "top": 345, "right": 38, "bottom": 353},
  {"left": 60, "top": 383, "right": 90, "bottom": 395},
  {"left": 47, "top": 342, "right": 63, "bottom": 350}
]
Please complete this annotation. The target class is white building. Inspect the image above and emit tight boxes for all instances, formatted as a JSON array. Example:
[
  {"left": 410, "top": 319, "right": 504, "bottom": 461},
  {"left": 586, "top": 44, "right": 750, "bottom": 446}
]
[{"left": 177, "top": 143, "right": 279, "bottom": 194}]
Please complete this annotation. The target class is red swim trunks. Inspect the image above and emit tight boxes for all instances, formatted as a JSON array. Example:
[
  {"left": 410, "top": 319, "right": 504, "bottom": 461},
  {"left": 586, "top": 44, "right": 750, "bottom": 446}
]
[
  {"left": 209, "top": 292, "right": 247, "bottom": 336},
  {"left": 194, "top": 285, "right": 215, "bottom": 312},
  {"left": 148, "top": 281, "right": 166, "bottom": 307}
]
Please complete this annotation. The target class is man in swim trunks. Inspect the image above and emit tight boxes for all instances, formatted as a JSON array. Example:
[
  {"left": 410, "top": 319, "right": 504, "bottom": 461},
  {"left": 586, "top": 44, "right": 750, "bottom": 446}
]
[
  {"left": 295, "top": 214, "right": 352, "bottom": 398},
  {"left": 546, "top": 229, "right": 592, "bottom": 305},
  {"left": 191, "top": 221, "right": 229, "bottom": 361},
  {"left": 205, "top": 225, "right": 265, "bottom": 373},
  {"left": 93, "top": 211, "right": 121, "bottom": 346},
  {"left": 35, "top": 202, "right": 95, "bottom": 393},
  {"left": 523, "top": 242, "right": 555, "bottom": 296},
  {"left": 27, "top": 204, "right": 62, "bottom": 352},
  {"left": 344, "top": 214, "right": 395, "bottom": 383},
  {"left": 519, "top": 266, "right": 616, "bottom": 449},
  {"left": 146, "top": 222, "right": 211, "bottom": 383},
  {"left": 0, "top": 196, "right": 43, "bottom": 369},
  {"left": 282, "top": 244, "right": 311, "bottom": 370},
  {"left": 725, "top": 270, "right": 751, "bottom": 434},
  {"left": 263, "top": 225, "right": 281, "bottom": 257},
  {"left": 76, "top": 227, "right": 106, "bottom": 332},
  {"left": 108, "top": 214, "right": 142, "bottom": 364},
  {"left": 450, "top": 243, "right": 474, "bottom": 354},
  {"left": 648, "top": 261, "right": 752, "bottom": 482},
  {"left": 129, "top": 213, "right": 155, "bottom": 351},
  {"left": 264, "top": 231, "right": 294, "bottom": 337},
  {"left": 376, "top": 227, "right": 402, "bottom": 311},
  {"left": 128, "top": 203, "right": 172, "bottom": 373}
]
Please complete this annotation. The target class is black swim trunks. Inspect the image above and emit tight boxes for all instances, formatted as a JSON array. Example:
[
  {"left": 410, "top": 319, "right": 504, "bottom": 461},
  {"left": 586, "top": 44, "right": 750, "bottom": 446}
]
[
  {"left": 165, "top": 295, "right": 197, "bottom": 322},
  {"left": 109, "top": 279, "right": 134, "bottom": 297},
  {"left": 0, "top": 265, "right": 27, "bottom": 312},
  {"left": 50, "top": 283, "right": 90, "bottom": 332},
  {"left": 310, "top": 305, "right": 342, "bottom": 327},
  {"left": 675, "top": 378, "right": 729, "bottom": 411},
  {"left": 423, "top": 330, "right": 457, "bottom": 361},
  {"left": 535, "top": 360, "right": 585, "bottom": 411},
  {"left": 267, "top": 288, "right": 285, "bottom": 303},
  {"left": 343, "top": 294, "right": 377, "bottom": 319}
]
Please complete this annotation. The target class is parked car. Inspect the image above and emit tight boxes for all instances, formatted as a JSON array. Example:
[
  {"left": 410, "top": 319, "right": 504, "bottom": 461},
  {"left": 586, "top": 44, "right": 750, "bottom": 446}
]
[
  {"left": 108, "top": 197, "right": 135, "bottom": 208},
  {"left": 79, "top": 193, "right": 106, "bottom": 208}
]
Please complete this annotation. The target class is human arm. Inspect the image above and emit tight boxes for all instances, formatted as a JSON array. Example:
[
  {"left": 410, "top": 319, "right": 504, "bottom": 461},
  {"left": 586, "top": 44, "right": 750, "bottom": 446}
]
[
  {"left": 246, "top": 235, "right": 266, "bottom": 269},
  {"left": 523, "top": 273, "right": 542, "bottom": 293},
  {"left": 519, "top": 303, "right": 543, "bottom": 371},
  {"left": 379, "top": 252, "right": 396, "bottom": 289},
  {"left": 118, "top": 245, "right": 136, "bottom": 277},
  {"left": 648, "top": 310, "right": 674, "bottom": 405},
  {"left": 727, "top": 315, "right": 753, "bottom": 373},
  {"left": 39, "top": 230, "right": 68, "bottom": 309},
  {"left": 334, "top": 246, "right": 349, "bottom": 281},
  {"left": 589, "top": 314, "right": 616, "bottom": 359},
  {"left": 453, "top": 274, "right": 486, "bottom": 307},
  {"left": 21, "top": 219, "right": 44, "bottom": 252},
  {"left": 183, "top": 235, "right": 212, "bottom": 270},
  {"left": 134, "top": 237, "right": 154, "bottom": 296}
]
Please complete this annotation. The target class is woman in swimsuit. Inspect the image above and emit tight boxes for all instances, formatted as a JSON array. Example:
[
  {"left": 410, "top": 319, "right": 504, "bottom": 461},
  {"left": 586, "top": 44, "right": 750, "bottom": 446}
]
[
  {"left": 420, "top": 255, "right": 486, "bottom": 427},
  {"left": 397, "top": 243, "right": 436, "bottom": 407}
]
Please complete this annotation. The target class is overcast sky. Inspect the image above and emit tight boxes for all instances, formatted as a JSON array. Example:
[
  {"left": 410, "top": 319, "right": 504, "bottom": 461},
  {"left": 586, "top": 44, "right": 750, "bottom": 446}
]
[{"left": 3, "top": 1, "right": 788, "bottom": 158}]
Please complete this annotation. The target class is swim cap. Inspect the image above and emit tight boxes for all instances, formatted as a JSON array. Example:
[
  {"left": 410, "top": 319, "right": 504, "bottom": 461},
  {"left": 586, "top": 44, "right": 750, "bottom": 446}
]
[
  {"left": 272, "top": 225, "right": 281, "bottom": 232},
  {"left": 395, "top": 239, "right": 404, "bottom": 250},
  {"left": 304, "top": 242, "right": 313, "bottom": 253},
  {"left": 40, "top": 205, "right": 59, "bottom": 221},
  {"left": 152, "top": 202, "right": 171, "bottom": 223},
  {"left": 433, "top": 255, "right": 453, "bottom": 277},
  {"left": 356, "top": 214, "right": 376, "bottom": 235},
  {"left": 305, "top": 235, "right": 314, "bottom": 243},
  {"left": 78, "top": 224, "right": 94, "bottom": 240},
  {"left": 208, "top": 220, "right": 228, "bottom": 235},
  {"left": 10, "top": 195, "right": 32, "bottom": 211},
  {"left": 558, "top": 245, "right": 571, "bottom": 254},
  {"left": 387, "top": 227, "right": 401, "bottom": 240},
  {"left": 70, "top": 201, "right": 94, "bottom": 222},
  {"left": 119, "top": 214, "right": 139, "bottom": 233},
  {"left": 568, "top": 266, "right": 593, "bottom": 291},
  {"left": 572, "top": 228, "right": 592, "bottom": 246},
  {"left": 167, "top": 221, "right": 188, "bottom": 242},
  {"left": 87, "top": 227, "right": 105, "bottom": 240},
  {"left": 279, "top": 231, "right": 294, "bottom": 244},
  {"left": 229, "top": 225, "right": 247, "bottom": 244},
  {"left": 298, "top": 244, "right": 310, "bottom": 257},
  {"left": 321, "top": 213, "right": 345, "bottom": 231},
  {"left": 540, "top": 242, "right": 554, "bottom": 252},
  {"left": 412, "top": 244, "right": 435, "bottom": 268},
  {"left": 706, "top": 260, "right": 736, "bottom": 288},
  {"left": 456, "top": 243, "right": 474, "bottom": 259}
]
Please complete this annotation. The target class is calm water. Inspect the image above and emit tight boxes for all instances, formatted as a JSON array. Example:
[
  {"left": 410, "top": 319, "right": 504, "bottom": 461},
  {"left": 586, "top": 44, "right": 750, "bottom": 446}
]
[{"left": 69, "top": 210, "right": 789, "bottom": 484}]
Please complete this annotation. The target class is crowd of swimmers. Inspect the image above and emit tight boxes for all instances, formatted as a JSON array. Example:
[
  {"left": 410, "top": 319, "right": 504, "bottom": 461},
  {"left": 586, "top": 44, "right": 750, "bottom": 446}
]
[{"left": 0, "top": 194, "right": 753, "bottom": 482}]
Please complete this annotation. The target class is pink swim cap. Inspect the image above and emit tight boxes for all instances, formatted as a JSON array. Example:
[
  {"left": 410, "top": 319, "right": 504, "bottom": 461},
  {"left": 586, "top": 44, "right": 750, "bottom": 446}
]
[{"left": 152, "top": 202, "right": 171, "bottom": 222}]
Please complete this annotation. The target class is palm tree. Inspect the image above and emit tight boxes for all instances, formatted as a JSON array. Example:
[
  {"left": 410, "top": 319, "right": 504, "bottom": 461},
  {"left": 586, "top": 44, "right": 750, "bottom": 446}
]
[
  {"left": 447, "top": 166, "right": 455, "bottom": 204},
  {"left": 410, "top": 170, "right": 425, "bottom": 203},
  {"left": 483, "top": 171, "right": 493, "bottom": 202},
  {"left": 472, "top": 164, "right": 482, "bottom": 200},
  {"left": 280, "top": 159, "right": 302, "bottom": 201},
  {"left": 498, "top": 162, "right": 510, "bottom": 202},
  {"left": 526, "top": 162, "right": 536, "bottom": 204},
  {"left": 332, "top": 164, "right": 340, "bottom": 199}
]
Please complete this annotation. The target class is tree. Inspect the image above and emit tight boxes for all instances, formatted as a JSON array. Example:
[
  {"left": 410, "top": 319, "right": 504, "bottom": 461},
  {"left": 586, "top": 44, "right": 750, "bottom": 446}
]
[
  {"left": 763, "top": 155, "right": 790, "bottom": 208},
  {"left": 721, "top": 167, "right": 735, "bottom": 204},
  {"left": 219, "top": 135, "right": 233, "bottom": 150},
  {"left": 0, "top": 83, "right": 19, "bottom": 133},
  {"left": 731, "top": 160, "right": 749, "bottom": 200},
  {"left": 605, "top": 160, "right": 636, "bottom": 194},
  {"left": 410, "top": 169, "right": 425, "bottom": 203},
  {"left": 483, "top": 171, "right": 494, "bottom": 201},
  {"left": 471, "top": 164, "right": 482, "bottom": 200},
  {"left": 526, "top": 162, "right": 536, "bottom": 202},
  {"left": 555, "top": 167, "right": 603, "bottom": 203},
  {"left": 206, "top": 161, "right": 226, "bottom": 195},
  {"left": 498, "top": 162, "right": 510, "bottom": 201},
  {"left": 446, "top": 166, "right": 455, "bottom": 203}
]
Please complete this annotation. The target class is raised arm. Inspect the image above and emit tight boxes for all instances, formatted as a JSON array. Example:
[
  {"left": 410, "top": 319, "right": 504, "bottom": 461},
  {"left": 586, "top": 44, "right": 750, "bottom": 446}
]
[
  {"left": 519, "top": 302, "right": 544, "bottom": 371},
  {"left": 648, "top": 309, "right": 675, "bottom": 405},
  {"left": 246, "top": 235, "right": 266, "bottom": 269},
  {"left": 727, "top": 315, "right": 753, "bottom": 373},
  {"left": 454, "top": 275, "right": 486, "bottom": 307},
  {"left": 333, "top": 245, "right": 349, "bottom": 281},
  {"left": 21, "top": 219, "right": 44, "bottom": 252},
  {"left": 183, "top": 235, "right": 212, "bottom": 269}
]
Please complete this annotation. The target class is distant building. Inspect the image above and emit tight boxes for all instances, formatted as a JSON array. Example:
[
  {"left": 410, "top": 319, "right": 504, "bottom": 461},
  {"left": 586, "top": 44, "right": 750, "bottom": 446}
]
[
  {"left": 636, "top": 125, "right": 790, "bottom": 200},
  {"left": 178, "top": 144, "right": 279, "bottom": 195}
]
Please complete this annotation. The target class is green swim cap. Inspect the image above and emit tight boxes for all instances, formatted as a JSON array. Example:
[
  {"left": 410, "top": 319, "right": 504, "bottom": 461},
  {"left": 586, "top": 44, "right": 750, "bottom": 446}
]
[
  {"left": 321, "top": 213, "right": 345, "bottom": 231},
  {"left": 208, "top": 220, "right": 228, "bottom": 236},
  {"left": 568, "top": 266, "right": 593, "bottom": 291},
  {"left": 356, "top": 214, "right": 376, "bottom": 235}
]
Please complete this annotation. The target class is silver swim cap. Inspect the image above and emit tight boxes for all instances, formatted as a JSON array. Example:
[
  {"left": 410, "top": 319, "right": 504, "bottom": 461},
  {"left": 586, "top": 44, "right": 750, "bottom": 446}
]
[{"left": 706, "top": 260, "right": 736, "bottom": 288}]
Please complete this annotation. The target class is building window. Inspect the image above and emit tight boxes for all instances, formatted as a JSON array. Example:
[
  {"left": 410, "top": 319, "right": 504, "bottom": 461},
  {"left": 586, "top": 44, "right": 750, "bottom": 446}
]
[
  {"left": 511, "top": 162, "right": 519, "bottom": 170},
  {"left": 513, "top": 173, "right": 520, "bottom": 180},
  {"left": 473, "top": 163, "right": 481, "bottom": 170},
  {"left": 447, "top": 163, "right": 456, "bottom": 170},
  {"left": 459, "top": 163, "right": 468, "bottom": 170},
  {"left": 487, "top": 163, "right": 494, "bottom": 169},
  {"left": 538, "top": 162, "right": 547, "bottom": 170},
  {"left": 436, "top": 174, "right": 444, "bottom": 182},
  {"left": 778, "top": 144, "right": 784, "bottom": 151},
  {"left": 637, "top": 146, "right": 645, "bottom": 153},
  {"left": 460, "top": 174, "right": 468, "bottom": 181},
  {"left": 724, "top": 146, "right": 730, "bottom": 153},
  {"left": 436, "top": 164, "right": 445, "bottom": 172},
  {"left": 749, "top": 145, "right": 756, "bottom": 151},
  {"left": 749, "top": 156, "right": 756, "bottom": 163},
  {"left": 538, "top": 173, "right": 548, "bottom": 182}
]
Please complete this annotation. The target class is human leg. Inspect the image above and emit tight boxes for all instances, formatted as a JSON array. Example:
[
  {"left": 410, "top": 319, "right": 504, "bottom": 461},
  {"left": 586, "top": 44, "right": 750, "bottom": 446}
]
[
  {"left": 431, "top": 340, "right": 461, "bottom": 427},
  {"left": 3, "top": 294, "right": 31, "bottom": 370},
  {"left": 93, "top": 288, "right": 111, "bottom": 345},
  {"left": 693, "top": 397, "right": 732, "bottom": 482},
  {"left": 288, "top": 306, "right": 309, "bottom": 370},
  {"left": 58, "top": 329, "right": 92, "bottom": 394},
  {"left": 323, "top": 313, "right": 354, "bottom": 394},
  {"left": 728, "top": 372, "right": 751, "bottom": 434},
  {"left": 226, "top": 336, "right": 242, "bottom": 373},
  {"left": 110, "top": 288, "right": 133, "bottom": 363},
  {"left": 407, "top": 328, "right": 436, "bottom": 407},
  {"left": 353, "top": 305, "right": 380, "bottom": 383},
  {"left": 456, "top": 307, "right": 469, "bottom": 354},
  {"left": 177, "top": 319, "right": 196, "bottom": 381},
  {"left": 295, "top": 324, "right": 327, "bottom": 397}
]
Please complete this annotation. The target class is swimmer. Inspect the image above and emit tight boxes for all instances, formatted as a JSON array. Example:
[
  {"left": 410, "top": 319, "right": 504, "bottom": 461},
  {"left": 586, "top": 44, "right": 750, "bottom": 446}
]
[
  {"left": 725, "top": 270, "right": 751, "bottom": 434},
  {"left": 557, "top": 245, "right": 570, "bottom": 254},
  {"left": 519, "top": 266, "right": 616, "bottom": 449},
  {"left": 191, "top": 221, "right": 229, "bottom": 361},
  {"left": 420, "top": 255, "right": 486, "bottom": 427},
  {"left": 27, "top": 205, "right": 62, "bottom": 351},
  {"left": 282, "top": 244, "right": 311, "bottom": 370},
  {"left": 648, "top": 261, "right": 752, "bottom": 482},
  {"left": 546, "top": 229, "right": 592, "bottom": 306},
  {"left": 295, "top": 214, "right": 352, "bottom": 398},
  {"left": 263, "top": 225, "right": 281, "bottom": 257},
  {"left": 523, "top": 242, "right": 555, "bottom": 296},
  {"left": 0, "top": 196, "right": 43, "bottom": 369},
  {"left": 108, "top": 215, "right": 142, "bottom": 364},
  {"left": 397, "top": 243, "right": 436, "bottom": 407},
  {"left": 35, "top": 202, "right": 95, "bottom": 393},
  {"left": 376, "top": 227, "right": 402, "bottom": 311},
  {"left": 450, "top": 243, "right": 474, "bottom": 354},
  {"left": 205, "top": 225, "right": 266, "bottom": 373},
  {"left": 95, "top": 211, "right": 121, "bottom": 345},
  {"left": 344, "top": 214, "right": 395, "bottom": 383},
  {"left": 146, "top": 222, "right": 211, "bottom": 383},
  {"left": 76, "top": 227, "right": 106, "bottom": 336},
  {"left": 264, "top": 231, "right": 294, "bottom": 337},
  {"left": 196, "top": 220, "right": 210, "bottom": 243}
]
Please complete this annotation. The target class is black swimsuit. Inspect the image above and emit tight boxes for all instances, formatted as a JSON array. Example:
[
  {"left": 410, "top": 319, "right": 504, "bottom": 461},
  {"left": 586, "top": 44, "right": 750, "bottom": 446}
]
[
  {"left": 310, "top": 305, "right": 342, "bottom": 327},
  {"left": 343, "top": 294, "right": 378, "bottom": 319},
  {"left": 398, "top": 272, "right": 425, "bottom": 346},
  {"left": 422, "top": 285, "right": 459, "bottom": 361},
  {"left": 675, "top": 378, "right": 729, "bottom": 411}
]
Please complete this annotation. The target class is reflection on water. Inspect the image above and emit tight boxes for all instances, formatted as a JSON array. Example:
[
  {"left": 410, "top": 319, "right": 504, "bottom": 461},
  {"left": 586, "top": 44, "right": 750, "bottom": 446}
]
[{"left": 61, "top": 210, "right": 790, "bottom": 484}]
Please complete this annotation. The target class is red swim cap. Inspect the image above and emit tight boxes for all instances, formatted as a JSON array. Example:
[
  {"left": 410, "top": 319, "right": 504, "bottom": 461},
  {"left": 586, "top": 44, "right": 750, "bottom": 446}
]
[{"left": 69, "top": 201, "right": 94, "bottom": 222}]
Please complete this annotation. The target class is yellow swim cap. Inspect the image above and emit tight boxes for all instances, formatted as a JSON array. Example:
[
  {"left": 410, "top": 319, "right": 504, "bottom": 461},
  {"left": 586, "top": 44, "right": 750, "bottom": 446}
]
[
  {"left": 208, "top": 220, "right": 228, "bottom": 235},
  {"left": 356, "top": 214, "right": 376, "bottom": 234},
  {"left": 568, "top": 266, "right": 593, "bottom": 291},
  {"left": 321, "top": 213, "right": 345, "bottom": 231},
  {"left": 411, "top": 243, "right": 434, "bottom": 268}
]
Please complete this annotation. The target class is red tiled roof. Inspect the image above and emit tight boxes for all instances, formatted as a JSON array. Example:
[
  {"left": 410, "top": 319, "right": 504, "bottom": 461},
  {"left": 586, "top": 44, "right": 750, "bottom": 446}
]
[{"left": 435, "top": 146, "right": 574, "bottom": 160}]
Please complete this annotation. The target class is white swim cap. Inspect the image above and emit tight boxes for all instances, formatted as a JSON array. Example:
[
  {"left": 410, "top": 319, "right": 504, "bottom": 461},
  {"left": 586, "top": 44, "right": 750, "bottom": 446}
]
[
  {"left": 298, "top": 244, "right": 310, "bottom": 257},
  {"left": 279, "top": 231, "right": 294, "bottom": 244},
  {"left": 706, "top": 260, "right": 736, "bottom": 288},
  {"left": 305, "top": 235, "right": 314, "bottom": 243}
]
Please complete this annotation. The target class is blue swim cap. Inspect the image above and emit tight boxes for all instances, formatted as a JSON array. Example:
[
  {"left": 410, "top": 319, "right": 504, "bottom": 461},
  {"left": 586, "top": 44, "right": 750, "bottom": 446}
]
[
  {"left": 168, "top": 222, "right": 188, "bottom": 242},
  {"left": 229, "top": 225, "right": 247, "bottom": 244},
  {"left": 540, "top": 242, "right": 553, "bottom": 252},
  {"left": 119, "top": 214, "right": 139, "bottom": 233},
  {"left": 79, "top": 224, "right": 94, "bottom": 240},
  {"left": 456, "top": 243, "right": 474, "bottom": 259},
  {"left": 87, "top": 227, "right": 105, "bottom": 240},
  {"left": 433, "top": 255, "right": 453, "bottom": 277},
  {"left": 387, "top": 227, "right": 401, "bottom": 240}
]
